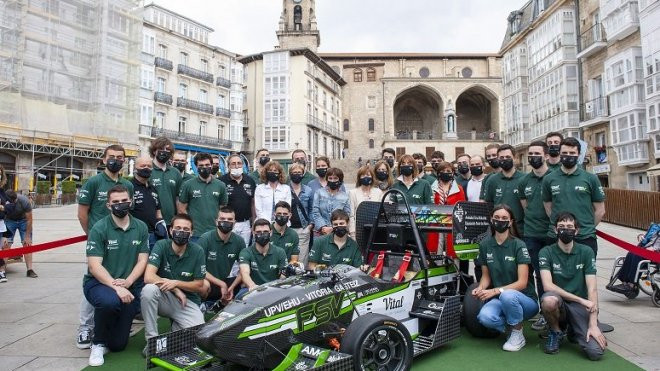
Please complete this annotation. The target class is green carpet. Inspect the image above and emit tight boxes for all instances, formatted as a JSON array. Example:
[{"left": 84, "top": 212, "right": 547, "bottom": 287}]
[{"left": 83, "top": 322, "right": 641, "bottom": 371}]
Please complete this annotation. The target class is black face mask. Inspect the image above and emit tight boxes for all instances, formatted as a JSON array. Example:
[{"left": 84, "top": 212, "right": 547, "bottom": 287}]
[
  {"left": 173, "top": 162, "right": 186, "bottom": 172},
  {"left": 491, "top": 219, "right": 510, "bottom": 233},
  {"left": 376, "top": 171, "right": 389, "bottom": 181},
  {"left": 136, "top": 168, "right": 152, "bottom": 179},
  {"left": 557, "top": 228, "right": 576, "bottom": 244},
  {"left": 171, "top": 229, "right": 191, "bottom": 246},
  {"left": 255, "top": 232, "right": 270, "bottom": 247},
  {"left": 359, "top": 177, "right": 373, "bottom": 186},
  {"left": 499, "top": 158, "right": 514, "bottom": 171},
  {"left": 198, "top": 167, "right": 212, "bottom": 179},
  {"left": 386, "top": 158, "right": 394, "bottom": 168},
  {"left": 438, "top": 172, "right": 453, "bottom": 183},
  {"left": 156, "top": 150, "right": 171, "bottom": 163},
  {"left": 470, "top": 166, "right": 483, "bottom": 176},
  {"left": 548, "top": 145, "right": 561, "bottom": 157},
  {"left": 212, "top": 165, "right": 220, "bottom": 175},
  {"left": 275, "top": 215, "right": 289, "bottom": 226},
  {"left": 110, "top": 202, "right": 131, "bottom": 218},
  {"left": 259, "top": 156, "right": 270, "bottom": 166},
  {"left": 106, "top": 158, "right": 124, "bottom": 173},
  {"left": 217, "top": 221, "right": 234, "bottom": 234},
  {"left": 400, "top": 165, "right": 414, "bottom": 176},
  {"left": 457, "top": 164, "right": 470, "bottom": 175},
  {"left": 327, "top": 180, "right": 341, "bottom": 190},
  {"left": 528, "top": 156, "right": 544, "bottom": 169},
  {"left": 316, "top": 168, "right": 328, "bottom": 178},
  {"left": 487, "top": 158, "right": 500, "bottom": 169},
  {"left": 266, "top": 171, "right": 280, "bottom": 183},
  {"left": 290, "top": 173, "right": 303, "bottom": 184},
  {"left": 560, "top": 155, "right": 578, "bottom": 169},
  {"left": 333, "top": 226, "right": 348, "bottom": 238}
]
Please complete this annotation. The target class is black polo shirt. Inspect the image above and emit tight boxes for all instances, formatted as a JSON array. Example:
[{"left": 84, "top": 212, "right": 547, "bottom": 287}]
[
  {"left": 130, "top": 177, "right": 161, "bottom": 232},
  {"left": 220, "top": 173, "right": 256, "bottom": 222}
]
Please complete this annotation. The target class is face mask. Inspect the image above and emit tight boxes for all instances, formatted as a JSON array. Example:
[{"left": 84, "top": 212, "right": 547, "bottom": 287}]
[
  {"left": 499, "top": 158, "right": 514, "bottom": 171},
  {"left": 548, "top": 145, "right": 561, "bottom": 157},
  {"left": 417, "top": 164, "right": 424, "bottom": 172},
  {"left": 359, "top": 176, "right": 373, "bottom": 186},
  {"left": 400, "top": 165, "right": 414, "bottom": 176},
  {"left": 557, "top": 228, "right": 576, "bottom": 244},
  {"left": 528, "top": 155, "right": 544, "bottom": 169},
  {"left": 106, "top": 158, "right": 124, "bottom": 173},
  {"left": 255, "top": 232, "right": 270, "bottom": 246},
  {"left": 259, "top": 156, "right": 270, "bottom": 166},
  {"left": 110, "top": 202, "right": 131, "bottom": 218},
  {"left": 376, "top": 171, "right": 388, "bottom": 181},
  {"left": 457, "top": 164, "right": 470, "bottom": 175},
  {"left": 327, "top": 180, "right": 341, "bottom": 190},
  {"left": 386, "top": 158, "right": 394, "bottom": 168},
  {"left": 491, "top": 219, "right": 510, "bottom": 233},
  {"left": 487, "top": 158, "right": 500, "bottom": 169},
  {"left": 333, "top": 226, "right": 348, "bottom": 237},
  {"left": 171, "top": 229, "right": 190, "bottom": 246},
  {"left": 198, "top": 167, "right": 211, "bottom": 179},
  {"left": 438, "top": 172, "right": 453, "bottom": 183},
  {"left": 173, "top": 162, "right": 186, "bottom": 172},
  {"left": 470, "top": 166, "right": 483, "bottom": 176},
  {"left": 156, "top": 150, "right": 171, "bottom": 163},
  {"left": 560, "top": 155, "right": 578, "bottom": 169},
  {"left": 217, "top": 221, "right": 234, "bottom": 234},
  {"left": 266, "top": 171, "right": 280, "bottom": 183},
  {"left": 275, "top": 215, "right": 289, "bottom": 226},
  {"left": 290, "top": 173, "right": 303, "bottom": 184},
  {"left": 212, "top": 165, "right": 220, "bottom": 175},
  {"left": 316, "top": 168, "right": 328, "bottom": 178},
  {"left": 230, "top": 168, "right": 243, "bottom": 177},
  {"left": 136, "top": 168, "right": 152, "bottom": 179}
]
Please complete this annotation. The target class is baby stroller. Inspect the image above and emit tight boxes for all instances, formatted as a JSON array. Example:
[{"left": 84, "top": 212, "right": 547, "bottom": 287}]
[{"left": 606, "top": 223, "right": 660, "bottom": 307}]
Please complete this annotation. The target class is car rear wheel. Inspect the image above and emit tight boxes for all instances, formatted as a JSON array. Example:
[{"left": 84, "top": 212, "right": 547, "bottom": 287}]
[{"left": 463, "top": 283, "right": 500, "bottom": 338}]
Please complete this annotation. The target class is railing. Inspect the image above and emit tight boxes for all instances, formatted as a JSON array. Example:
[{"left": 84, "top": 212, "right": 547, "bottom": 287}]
[
  {"left": 579, "top": 23, "right": 606, "bottom": 52},
  {"left": 154, "top": 57, "right": 173, "bottom": 71},
  {"left": 140, "top": 125, "right": 234, "bottom": 149},
  {"left": 216, "top": 76, "right": 231, "bottom": 88},
  {"left": 177, "top": 64, "right": 213, "bottom": 84},
  {"left": 456, "top": 131, "right": 499, "bottom": 140},
  {"left": 177, "top": 97, "right": 213, "bottom": 114},
  {"left": 154, "top": 91, "right": 173, "bottom": 105},
  {"left": 307, "top": 115, "right": 343, "bottom": 139},
  {"left": 581, "top": 97, "right": 609, "bottom": 121},
  {"left": 393, "top": 130, "right": 497, "bottom": 141},
  {"left": 215, "top": 107, "right": 230, "bottom": 118},
  {"left": 603, "top": 188, "right": 660, "bottom": 230}
]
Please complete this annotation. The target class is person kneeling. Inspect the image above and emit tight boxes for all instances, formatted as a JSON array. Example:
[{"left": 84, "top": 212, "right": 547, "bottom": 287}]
[
  {"left": 539, "top": 212, "right": 606, "bottom": 360},
  {"left": 141, "top": 214, "right": 206, "bottom": 355},
  {"left": 472, "top": 204, "right": 539, "bottom": 351}
]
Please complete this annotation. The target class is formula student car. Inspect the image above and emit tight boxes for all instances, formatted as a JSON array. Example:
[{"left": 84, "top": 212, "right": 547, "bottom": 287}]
[{"left": 146, "top": 189, "right": 492, "bottom": 371}]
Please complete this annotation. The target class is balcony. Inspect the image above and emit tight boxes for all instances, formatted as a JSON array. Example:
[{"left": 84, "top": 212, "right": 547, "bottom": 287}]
[
  {"left": 614, "top": 141, "right": 649, "bottom": 166},
  {"left": 580, "top": 97, "right": 610, "bottom": 128},
  {"left": 391, "top": 130, "right": 498, "bottom": 141},
  {"left": 577, "top": 23, "right": 607, "bottom": 59},
  {"left": 177, "top": 64, "right": 213, "bottom": 84},
  {"left": 215, "top": 107, "right": 230, "bottom": 118},
  {"left": 154, "top": 91, "right": 173, "bottom": 105},
  {"left": 154, "top": 57, "right": 173, "bottom": 71},
  {"left": 140, "top": 125, "right": 234, "bottom": 149},
  {"left": 601, "top": 0, "right": 640, "bottom": 42},
  {"left": 176, "top": 97, "right": 213, "bottom": 114},
  {"left": 307, "top": 114, "right": 344, "bottom": 139},
  {"left": 216, "top": 76, "right": 231, "bottom": 88}
]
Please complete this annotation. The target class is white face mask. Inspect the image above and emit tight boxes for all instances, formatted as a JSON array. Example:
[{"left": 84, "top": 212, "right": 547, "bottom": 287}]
[{"left": 230, "top": 168, "right": 243, "bottom": 177}]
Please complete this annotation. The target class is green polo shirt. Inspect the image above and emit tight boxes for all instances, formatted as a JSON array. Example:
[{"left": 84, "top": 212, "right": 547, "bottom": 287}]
[
  {"left": 197, "top": 230, "right": 246, "bottom": 280},
  {"left": 238, "top": 243, "right": 288, "bottom": 285},
  {"left": 271, "top": 224, "right": 300, "bottom": 260},
  {"left": 422, "top": 174, "right": 437, "bottom": 185},
  {"left": 308, "top": 234, "right": 363, "bottom": 267},
  {"left": 482, "top": 170, "right": 525, "bottom": 235},
  {"left": 478, "top": 172, "right": 495, "bottom": 200},
  {"left": 84, "top": 215, "right": 149, "bottom": 284},
  {"left": 518, "top": 169, "right": 551, "bottom": 239},
  {"left": 547, "top": 161, "right": 562, "bottom": 172},
  {"left": 151, "top": 163, "right": 182, "bottom": 226},
  {"left": 541, "top": 167, "right": 605, "bottom": 239},
  {"left": 148, "top": 239, "right": 206, "bottom": 305},
  {"left": 539, "top": 242, "right": 596, "bottom": 300},
  {"left": 178, "top": 177, "right": 228, "bottom": 236},
  {"left": 475, "top": 236, "right": 537, "bottom": 301},
  {"left": 78, "top": 172, "right": 134, "bottom": 229},
  {"left": 391, "top": 178, "right": 432, "bottom": 205},
  {"left": 182, "top": 173, "right": 194, "bottom": 183},
  {"left": 250, "top": 170, "right": 262, "bottom": 184},
  {"left": 301, "top": 171, "right": 316, "bottom": 186}
]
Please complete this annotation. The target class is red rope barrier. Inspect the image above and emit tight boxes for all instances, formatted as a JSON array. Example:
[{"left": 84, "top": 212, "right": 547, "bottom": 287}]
[
  {"left": 596, "top": 230, "right": 660, "bottom": 263},
  {"left": 0, "top": 235, "right": 88, "bottom": 259}
]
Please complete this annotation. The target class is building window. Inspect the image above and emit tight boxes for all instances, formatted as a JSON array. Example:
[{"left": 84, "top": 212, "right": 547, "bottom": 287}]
[
  {"left": 307, "top": 130, "right": 312, "bottom": 151},
  {"left": 217, "top": 124, "right": 224, "bottom": 139},
  {"left": 140, "top": 104, "right": 153, "bottom": 125},
  {"left": 461, "top": 67, "right": 473, "bottom": 78},
  {"left": 142, "top": 34, "right": 155, "bottom": 55},
  {"left": 369, "top": 139, "right": 374, "bottom": 148},
  {"left": 156, "top": 112, "right": 165, "bottom": 128},
  {"left": 178, "top": 116, "right": 187, "bottom": 133},
  {"left": 178, "top": 83, "right": 187, "bottom": 98},
  {"left": 217, "top": 94, "right": 225, "bottom": 109},
  {"left": 368, "top": 118, "right": 375, "bottom": 131},
  {"left": 140, "top": 67, "right": 154, "bottom": 89},
  {"left": 156, "top": 77, "right": 165, "bottom": 93},
  {"left": 343, "top": 119, "right": 349, "bottom": 131},
  {"left": 264, "top": 124, "right": 289, "bottom": 150},
  {"left": 180, "top": 52, "right": 188, "bottom": 66},
  {"left": 344, "top": 139, "right": 349, "bottom": 149},
  {"left": 199, "top": 89, "right": 207, "bottom": 103},
  {"left": 200, "top": 59, "right": 208, "bottom": 73},
  {"left": 353, "top": 68, "right": 363, "bottom": 82},
  {"left": 323, "top": 137, "right": 327, "bottom": 155},
  {"left": 323, "top": 112, "right": 327, "bottom": 124},
  {"left": 158, "top": 44, "right": 167, "bottom": 59},
  {"left": 199, "top": 121, "right": 206, "bottom": 136},
  {"left": 218, "top": 64, "right": 226, "bottom": 78},
  {"left": 419, "top": 67, "right": 430, "bottom": 78},
  {"left": 367, "top": 67, "right": 376, "bottom": 81}
]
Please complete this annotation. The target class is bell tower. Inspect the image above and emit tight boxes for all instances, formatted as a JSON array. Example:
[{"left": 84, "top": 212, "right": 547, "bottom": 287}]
[{"left": 276, "top": 0, "right": 320, "bottom": 52}]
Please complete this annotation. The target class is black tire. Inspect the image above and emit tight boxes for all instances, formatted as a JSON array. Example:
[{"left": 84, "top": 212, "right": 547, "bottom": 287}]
[
  {"left": 652, "top": 288, "right": 660, "bottom": 308},
  {"left": 463, "top": 283, "right": 500, "bottom": 338},
  {"left": 625, "top": 286, "right": 640, "bottom": 299},
  {"left": 340, "top": 313, "right": 413, "bottom": 371}
]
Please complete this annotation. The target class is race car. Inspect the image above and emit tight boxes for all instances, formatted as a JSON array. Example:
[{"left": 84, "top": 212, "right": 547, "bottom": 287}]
[{"left": 146, "top": 189, "right": 492, "bottom": 370}]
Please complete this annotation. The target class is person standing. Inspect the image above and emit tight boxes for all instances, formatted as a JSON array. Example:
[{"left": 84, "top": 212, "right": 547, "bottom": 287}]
[
  {"left": 391, "top": 155, "right": 432, "bottom": 205},
  {"left": 373, "top": 160, "right": 394, "bottom": 192},
  {"left": 0, "top": 166, "right": 9, "bottom": 283},
  {"left": 1, "top": 189, "right": 37, "bottom": 278},
  {"left": 466, "top": 155, "right": 486, "bottom": 202},
  {"left": 211, "top": 155, "right": 221, "bottom": 178},
  {"left": 171, "top": 151, "right": 194, "bottom": 183},
  {"left": 479, "top": 143, "right": 502, "bottom": 201},
  {"left": 455, "top": 154, "right": 472, "bottom": 191},
  {"left": 219, "top": 154, "right": 256, "bottom": 246},
  {"left": 288, "top": 163, "right": 314, "bottom": 266},
  {"left": 412, "top": 153, "right": 428, "bottom": 180},
  {"left": 307, "top": 156, "right": 346, "bottom": 197},
  {"left": 428, "top": 162, "right": 466, "bottom": 262},
  {"left": 311, "top": 168, "right": 351, "bottom": 236},
  {"left": 545, "top": 132, "right": 564, "bottom": 172},
  {"left": 250, "top": 148, "right": 271, "bottom": 184},
  {"left": 149, "top": 137, "right": 182, "bottom": 227},
  {"left": 291, "top": 149, "right": 316, "bottom": 185},
  {"left": 254, "top": 161, "right": 291, "bottom": 222},
  {"left": 130, "top": 157, "right": 167, "bottom": 250},
  {"left": 381, "top": 148, "right": 397, "bottom": 177},
  {"left": 348, "top": 166, "right": 383, "bottom": 239}
]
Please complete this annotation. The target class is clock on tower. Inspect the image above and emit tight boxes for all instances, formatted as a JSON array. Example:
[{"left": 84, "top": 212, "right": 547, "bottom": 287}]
[{"left": 276, "top": 0, "right": 321, "bottom": 52}]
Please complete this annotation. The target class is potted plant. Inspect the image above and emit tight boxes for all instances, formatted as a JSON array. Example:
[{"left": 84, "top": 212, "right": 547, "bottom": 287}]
[
  {"left": 35, "top": 180, "right": 51, "bottom": 206},
  {"left": 61, "top": 180, "right": 77, "bottom": 205}
]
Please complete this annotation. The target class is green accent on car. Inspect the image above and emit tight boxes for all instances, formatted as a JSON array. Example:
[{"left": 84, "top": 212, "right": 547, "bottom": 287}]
[
  {"left": 272, "top": 343, "right": 302, "bottom": 371},
  {"left": 314, "top": 350, "right": 330, "bottom": 367}
]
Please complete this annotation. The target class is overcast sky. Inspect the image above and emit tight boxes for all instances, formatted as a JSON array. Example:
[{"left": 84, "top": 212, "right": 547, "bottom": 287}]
[{"left": 149, "top": 0, "right": 527, "bottom": 55}]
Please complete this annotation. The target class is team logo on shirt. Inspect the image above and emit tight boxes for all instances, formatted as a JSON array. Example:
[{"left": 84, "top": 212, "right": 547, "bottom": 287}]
[
  {"left": 227, "top": 253, "right": 236, "bottom": 258},
  {"left": 149, "top": 253, "right": 159, "bottom": 261},
  {"left": 551, "top": 185, "right": 561, "bottom": 195},
  {"left": 180, "top": 272, "right": 192, "bottom": 277},
  {"left": 574, "top": 186, "right": 588, "bottom": 192},
  {"left": 212, "top": 191, "right": 220, "bottom": 197},
  {"left": 524, "top": 186, "right": 533, "bottom": 197},
  {"left": 251, "top": 262, "right": 258, "bottom": 268},
  {"left": 108, "top": 239, "right": 118, "bottom": 250},
  {"left": 285, "top": 243, "right": 293, "bottom": 247},
  {"left": 169, "top": 179, "right": 176, "bottom": 185},
  {"left": 269, "top": 265, "right": 278, "bottom": 269},
  {"left": 131, "top": 240, "right": 141, "bottom": 246},
  {"left": 341, "top": 258, "right": 351, "bottom": 263},
  {"left": 208, "top": 251, "right": 217, "bottom": 260},
  {"left": 152, "top": 179, "right": 161, "bottom": 186},
  {"left": 575, "top": 264, "right": 584, "bottom": 270},
  {"left": 322, "top": 253, "right": 332, "bottom": 261},
  {"left": 504, "top": 256, "right": 515, "bottom": 262},
  {"left": 192, "top": 190, "right": 202, "bottom": 198},
  {"left": 412, "top": 194, "right": 420, "bottom": 199},
  {"left": 495, "top": 188, "right": 503, "bottom": 198},
  {"left": 553, "top": 263, "right": 562, "bottom": 271},
  {"left": 598, "top": 186, "right": 604, "bottom": 196}
]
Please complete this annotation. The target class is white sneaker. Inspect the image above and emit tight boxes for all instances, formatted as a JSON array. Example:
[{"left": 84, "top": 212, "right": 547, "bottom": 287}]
[
  {"left": 503, "top": 328, "right": 526, "bottom": 351},
  {"left": 88, "top": 344, "right": 107, "bottom": 366}
]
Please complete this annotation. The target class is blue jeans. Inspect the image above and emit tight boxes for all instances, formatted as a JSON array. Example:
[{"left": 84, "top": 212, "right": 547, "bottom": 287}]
[
  {"left": 477, "top": 290, "right": 539, "bottom": 333},
  {"left": 523, "top": 236, "right": 553, "bottom": 299},
  {"left": 4, "top": 219, "right": 30, "bottom": 245},
  {"left": 148, "top": 232, "right": 157, "bottom": 251},
  {"left": 83, "top": 277, "right": 143, "bottom": 351}
]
